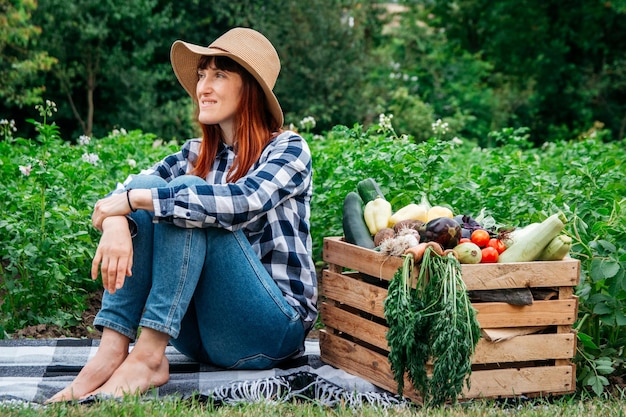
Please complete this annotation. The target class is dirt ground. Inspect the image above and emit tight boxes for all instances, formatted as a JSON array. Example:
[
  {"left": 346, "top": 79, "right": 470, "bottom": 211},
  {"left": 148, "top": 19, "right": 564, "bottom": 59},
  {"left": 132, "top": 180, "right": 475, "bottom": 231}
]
[{"left": 11, "top": 290, "right": 104, "bottom": 339}]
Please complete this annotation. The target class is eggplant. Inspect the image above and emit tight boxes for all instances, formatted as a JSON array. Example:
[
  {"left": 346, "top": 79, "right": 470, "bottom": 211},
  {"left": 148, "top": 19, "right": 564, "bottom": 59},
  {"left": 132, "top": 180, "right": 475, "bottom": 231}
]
[{"left": 419, "top": 217, "right": 462, "bottom": 249}]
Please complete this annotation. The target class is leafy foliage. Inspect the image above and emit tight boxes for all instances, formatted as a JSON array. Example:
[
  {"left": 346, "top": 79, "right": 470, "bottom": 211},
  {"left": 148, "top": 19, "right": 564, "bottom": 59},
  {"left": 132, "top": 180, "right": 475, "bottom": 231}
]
[
  {"left": 0, "top": 0, "right": 57, "bottom": 106},
  {"left": 0, "top": 100, "right": 178, "bottom": 336},
  {"left": 1, "top": 102, "right": 625, "bottom": 395}
]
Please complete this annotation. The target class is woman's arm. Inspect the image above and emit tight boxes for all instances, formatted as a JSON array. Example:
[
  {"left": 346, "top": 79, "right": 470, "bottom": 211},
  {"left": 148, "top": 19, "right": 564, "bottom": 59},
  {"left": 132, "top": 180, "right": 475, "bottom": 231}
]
[{"left": 151, "top": 132, "right": 312, "bottom": 229}]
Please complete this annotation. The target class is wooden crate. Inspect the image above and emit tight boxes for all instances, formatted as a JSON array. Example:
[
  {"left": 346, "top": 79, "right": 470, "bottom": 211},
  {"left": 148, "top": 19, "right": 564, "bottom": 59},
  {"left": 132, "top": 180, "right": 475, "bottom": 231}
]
[{"left": 320, "top": 236, "right": 580, "bottom": 403}]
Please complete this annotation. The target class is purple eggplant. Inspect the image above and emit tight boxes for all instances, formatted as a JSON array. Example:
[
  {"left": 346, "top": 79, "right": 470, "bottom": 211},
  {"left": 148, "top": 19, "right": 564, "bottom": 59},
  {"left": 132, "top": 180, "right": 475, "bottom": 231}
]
[{"left": 420, "top": 217, "right": 462, "bottom": 249}]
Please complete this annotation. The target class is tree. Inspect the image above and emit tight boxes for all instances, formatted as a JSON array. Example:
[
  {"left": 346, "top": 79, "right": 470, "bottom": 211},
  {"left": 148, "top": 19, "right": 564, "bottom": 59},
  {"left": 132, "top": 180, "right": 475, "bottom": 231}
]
[
  {"left": 0, "top": 0, "right": 56, "bottom": 107},
  {"left": 33, "top": 0, "right": 188, "bottom": 138},
  {"left": 424, "top": 0, "right": 626, "bottom": 141}
]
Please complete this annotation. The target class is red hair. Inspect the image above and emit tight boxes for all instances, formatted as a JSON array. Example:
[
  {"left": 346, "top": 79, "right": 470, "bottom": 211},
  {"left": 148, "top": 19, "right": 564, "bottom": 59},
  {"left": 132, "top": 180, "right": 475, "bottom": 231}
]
[{"left": 190, "top": 56, "right": 282, "bottom": 182}]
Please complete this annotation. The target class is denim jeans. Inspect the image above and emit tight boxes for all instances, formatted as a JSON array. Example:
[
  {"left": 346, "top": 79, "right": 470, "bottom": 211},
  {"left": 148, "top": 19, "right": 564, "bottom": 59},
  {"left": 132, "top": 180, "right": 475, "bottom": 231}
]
[{"left": 93, "top": 175, "right": 305, "bottom": 369}]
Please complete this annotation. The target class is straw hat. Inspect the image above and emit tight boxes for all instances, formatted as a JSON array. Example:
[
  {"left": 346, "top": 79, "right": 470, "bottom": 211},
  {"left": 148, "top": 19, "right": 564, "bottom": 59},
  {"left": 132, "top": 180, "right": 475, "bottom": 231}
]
[{"left": 170, "top": 27, "right": 283, "bottom": 127}]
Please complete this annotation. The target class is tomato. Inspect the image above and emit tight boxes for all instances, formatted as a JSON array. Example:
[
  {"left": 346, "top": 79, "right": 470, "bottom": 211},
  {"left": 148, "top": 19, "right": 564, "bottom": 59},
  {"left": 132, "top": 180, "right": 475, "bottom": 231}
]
[
  {"left": 459, "top": 237, "right": 471, "bottom": 244},
  {"left": 487, "top": 238, "right": 506, "bottom": 254},
  {"left": 471, "top": 229, "right": 490, "bottom": 248},
  {"left": 481, "top": 247, "right": 499, "bottom": 263}
]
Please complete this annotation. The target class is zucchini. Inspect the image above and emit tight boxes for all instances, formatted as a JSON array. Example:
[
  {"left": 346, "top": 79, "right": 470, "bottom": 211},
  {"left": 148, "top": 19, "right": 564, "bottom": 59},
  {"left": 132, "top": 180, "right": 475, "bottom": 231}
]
[
  {"left": 498, "top": 212, "right": 567, "bottom": 263},
  {"left": 538, "top": 234, "right": 572, "bottom": 261},
  {"left": 343, "top": 191, "right": 375, "bottom": 249},
  {"left": 357, "top": 178, "right": 385, "bottom": 203}
]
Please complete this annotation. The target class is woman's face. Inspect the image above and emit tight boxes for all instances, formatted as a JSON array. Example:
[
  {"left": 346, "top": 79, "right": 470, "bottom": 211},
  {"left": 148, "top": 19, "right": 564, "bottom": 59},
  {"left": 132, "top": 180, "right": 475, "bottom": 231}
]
[{"left": 196, "top": 61, "right": 243, "bottom": 145}]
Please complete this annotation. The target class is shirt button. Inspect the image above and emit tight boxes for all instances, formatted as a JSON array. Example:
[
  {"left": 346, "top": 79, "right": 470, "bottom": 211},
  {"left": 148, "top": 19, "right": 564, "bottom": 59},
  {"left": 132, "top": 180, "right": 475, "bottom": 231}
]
[{"left": 186, "top": 212, "right": 191, "bottom": 218}]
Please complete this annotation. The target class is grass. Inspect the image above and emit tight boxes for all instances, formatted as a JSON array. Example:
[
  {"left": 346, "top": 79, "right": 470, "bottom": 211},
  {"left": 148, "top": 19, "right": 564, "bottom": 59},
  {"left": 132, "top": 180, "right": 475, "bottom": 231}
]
[{"left": 2, "top": 394, "right": 626, "bottom": 416}]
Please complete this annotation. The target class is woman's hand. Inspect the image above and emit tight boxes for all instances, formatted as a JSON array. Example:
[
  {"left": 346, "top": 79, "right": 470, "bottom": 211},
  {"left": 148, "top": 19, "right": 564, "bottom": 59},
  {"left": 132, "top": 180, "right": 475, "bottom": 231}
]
[
  {"left": 92, "top": 192, "right": 132, "bottom": 232},
  {"left": 91, "top": 216, "right": 133, "bottom": 294},
  {"left": 92, "top": 189, "right": 152, "bottom": 231}
]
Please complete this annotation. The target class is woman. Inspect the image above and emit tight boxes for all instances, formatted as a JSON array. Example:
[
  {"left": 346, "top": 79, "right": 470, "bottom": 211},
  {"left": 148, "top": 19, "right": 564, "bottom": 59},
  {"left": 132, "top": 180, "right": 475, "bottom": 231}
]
[{"left": 48, "top": 27, "right": 317, "bottom": 402}]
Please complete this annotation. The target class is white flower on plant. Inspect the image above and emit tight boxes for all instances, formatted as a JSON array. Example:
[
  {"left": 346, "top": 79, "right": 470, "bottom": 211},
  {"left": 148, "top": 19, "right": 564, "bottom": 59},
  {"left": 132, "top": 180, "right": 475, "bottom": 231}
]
[
  {"left": 19, "top": 165, "right": 32, "bottom": 176},
  {"left": 378, "top": 113, "right": 394, "bottom": 132},
  {"left": 451, "top": 137, "right": 463, "bottom": 145},
  {"left": 35, "top": 100, "right": 58, "bottom": 117},
  {"left": 431, "top": 119, "right": 449, "bottom": 135},
  {"left": 0, "top": 119, "right": 17, "bottom": 139},
  {"left": 82, "top": 152, "right": 100, "bottom": 166},
  {"left": 110, "top": 128, "right": 127, "bottom": 137},
  {"left": 78, "top": 135, "right": 91, "bottom": 146},
  {"left": 299, "top": 116, "right": 316, "bottom": 131},
  {"left": 128, "top": 159, "right": 137, "bottom": 168}
]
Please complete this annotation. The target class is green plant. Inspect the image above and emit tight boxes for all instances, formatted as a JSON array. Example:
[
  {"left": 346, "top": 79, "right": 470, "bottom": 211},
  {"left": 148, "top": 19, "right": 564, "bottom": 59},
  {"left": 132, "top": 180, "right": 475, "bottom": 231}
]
[{"left": 0, "top": 100, "right": 178, "bottom": 336}]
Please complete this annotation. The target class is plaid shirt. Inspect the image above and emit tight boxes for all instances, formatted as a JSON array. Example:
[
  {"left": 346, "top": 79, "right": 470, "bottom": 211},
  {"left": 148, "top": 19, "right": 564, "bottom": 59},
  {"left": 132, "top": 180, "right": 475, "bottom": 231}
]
[{"left": 116, "top": 131, "right": 318, "bottom": 330}]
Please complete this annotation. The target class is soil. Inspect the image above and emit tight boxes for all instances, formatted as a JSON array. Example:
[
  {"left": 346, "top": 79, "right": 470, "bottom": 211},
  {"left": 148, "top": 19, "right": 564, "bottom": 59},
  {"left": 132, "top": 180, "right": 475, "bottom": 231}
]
[{"left": 11, "top": 290, "right": 104, "bottom": 339}]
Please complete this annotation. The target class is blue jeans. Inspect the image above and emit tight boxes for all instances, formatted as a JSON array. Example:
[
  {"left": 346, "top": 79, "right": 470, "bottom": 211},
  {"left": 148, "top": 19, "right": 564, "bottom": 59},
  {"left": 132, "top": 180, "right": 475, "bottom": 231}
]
[{"left": 93, "top": 175, "right": 305, "bottom": 369}]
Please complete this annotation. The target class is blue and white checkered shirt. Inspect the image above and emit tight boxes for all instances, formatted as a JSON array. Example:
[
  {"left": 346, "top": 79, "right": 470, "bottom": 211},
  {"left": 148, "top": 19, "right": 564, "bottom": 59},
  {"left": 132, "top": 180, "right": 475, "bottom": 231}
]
[{"left": 117, "top": 130, "right": 318, "bottom": 331}]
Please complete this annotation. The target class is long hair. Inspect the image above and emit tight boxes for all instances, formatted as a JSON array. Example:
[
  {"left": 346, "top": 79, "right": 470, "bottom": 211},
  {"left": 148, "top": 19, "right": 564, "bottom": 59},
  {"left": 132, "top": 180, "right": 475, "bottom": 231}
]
[{"left": 190, "top": 55, "right": 281, "bottom": 182}]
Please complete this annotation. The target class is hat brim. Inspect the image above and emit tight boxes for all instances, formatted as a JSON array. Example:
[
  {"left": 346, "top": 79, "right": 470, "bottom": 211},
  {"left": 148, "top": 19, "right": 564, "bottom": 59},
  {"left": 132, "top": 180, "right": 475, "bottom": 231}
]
[{"left": 170, "top": 40, "right": 284, "bottom": 128}]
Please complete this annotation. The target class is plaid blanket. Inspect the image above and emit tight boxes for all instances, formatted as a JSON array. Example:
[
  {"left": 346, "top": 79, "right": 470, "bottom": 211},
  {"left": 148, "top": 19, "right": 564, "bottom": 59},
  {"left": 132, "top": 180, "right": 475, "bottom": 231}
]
[{"left": 0, "top": 338, "right": 405, "bottom": 408}]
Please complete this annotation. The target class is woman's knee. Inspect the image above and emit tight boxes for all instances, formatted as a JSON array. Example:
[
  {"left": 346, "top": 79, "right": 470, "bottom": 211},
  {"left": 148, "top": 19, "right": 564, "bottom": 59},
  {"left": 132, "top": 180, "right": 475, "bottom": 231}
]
[
  {"left": 127, "top": 174, "right": 168, "bottom": 189},
  {"left": 168, "top": 174, "right": 207, "bottom": 187}
]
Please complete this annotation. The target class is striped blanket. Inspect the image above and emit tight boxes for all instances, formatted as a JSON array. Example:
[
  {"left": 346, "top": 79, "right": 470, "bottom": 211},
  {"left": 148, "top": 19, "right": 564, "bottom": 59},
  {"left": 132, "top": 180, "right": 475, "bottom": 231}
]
[{"left": 0, "top": 338, "right": 405, "bottom": 408}]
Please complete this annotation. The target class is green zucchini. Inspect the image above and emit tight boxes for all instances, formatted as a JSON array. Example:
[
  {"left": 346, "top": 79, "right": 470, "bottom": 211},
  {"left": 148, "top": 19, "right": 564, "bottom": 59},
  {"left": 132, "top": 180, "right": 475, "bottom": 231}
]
[
  {"left": 357, "top": 178, "right": 386, "bottom": 203},
  {"left": 343, "top": 191, "right": 375, "bottom": 249},
  {"left": 498, "top": 212, "right": 567, "bottom": 263},
  {"left": 538, "top": 234, "right": 572, "bottom": 261}
]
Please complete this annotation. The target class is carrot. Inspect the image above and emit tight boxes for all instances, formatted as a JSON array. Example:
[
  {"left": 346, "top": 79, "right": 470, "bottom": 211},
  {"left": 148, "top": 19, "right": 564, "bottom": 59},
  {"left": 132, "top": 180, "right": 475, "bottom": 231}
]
[
  {"left": 425, "top": 241, "right": 445, "bottom": 256},
  {"left": 404, "top": 242, "right": 428, "bottom": 262}
]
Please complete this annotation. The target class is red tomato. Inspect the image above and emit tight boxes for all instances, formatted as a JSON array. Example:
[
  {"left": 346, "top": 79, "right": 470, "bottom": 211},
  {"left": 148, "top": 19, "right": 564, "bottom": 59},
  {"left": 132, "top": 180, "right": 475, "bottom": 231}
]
[
  {"left": 481, "top": 247, "right": 499, "bottom": 263},
  {"left": 459, "top": 238, "right": 471, "bottom": 244},
  {"left": 487, "top": 238, "right": 507, "bottom": 254},
  {"left": 471, "top": 229, "right": 490, "bottom": 248}
]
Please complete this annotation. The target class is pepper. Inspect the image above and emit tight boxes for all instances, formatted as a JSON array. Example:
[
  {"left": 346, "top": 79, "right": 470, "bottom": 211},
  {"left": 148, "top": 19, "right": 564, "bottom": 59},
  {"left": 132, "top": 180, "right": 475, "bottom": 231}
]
[
  {"left": 388, "top": 203, "right": 429, "bottom": 226},
  {"left": 363, "top": 197, "right": 392, "bottom": 236}
]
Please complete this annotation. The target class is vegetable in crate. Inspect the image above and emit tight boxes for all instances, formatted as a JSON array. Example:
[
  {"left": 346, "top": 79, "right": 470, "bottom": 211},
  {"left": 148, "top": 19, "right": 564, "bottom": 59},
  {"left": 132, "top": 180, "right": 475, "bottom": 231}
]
[
  {"left": 538, "top": 234, "right": 572, "bottom": 260},
  {"left": 384, "top": 246, "right": 480, "bottom": 405},
  {"left": 388, "top": 203, "right": 428, "bottom": 226},
  {"left": 498, "top": 212, "right": 567, "bottom": 263},
  {"left": 342, "top": 191, "right": 375, "bottom": 249},
  {"left": 363, "top": 197, "right": 392, "bottom": 236},
  {"left": 420, "top": 217, "right": 462, "bottom": 249},
  {"left": 453, "top": 242, "right": 482, "bottom": 264},
  {"left": 427, "top": 205, "right": 454, "bottom": 221},
  {"left": 357, "top": 177, "right": 385, "bottom": 203}
]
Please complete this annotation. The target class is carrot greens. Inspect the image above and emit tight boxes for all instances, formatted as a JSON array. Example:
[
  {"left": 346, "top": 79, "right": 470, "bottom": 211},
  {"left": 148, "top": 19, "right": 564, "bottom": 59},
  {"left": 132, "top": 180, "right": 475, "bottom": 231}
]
[{"left": 384, "top": 246, "right": 481, "bottom": 406}]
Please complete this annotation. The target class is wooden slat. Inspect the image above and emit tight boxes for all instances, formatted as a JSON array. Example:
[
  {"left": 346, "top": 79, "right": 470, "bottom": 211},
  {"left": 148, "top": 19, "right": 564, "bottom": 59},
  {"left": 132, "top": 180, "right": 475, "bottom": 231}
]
[
  {"left": 319, "top": 330, "right": 422, "bottom": 403},
  {"left": 322, "top": 269, "right": 578, "bottom": 327},
  {"left": 472, "top": 333, "right": 576, "bottom": 364},
  {"left": 321, "top": 270, "right": 387, "bottom": 318},
  {"left": 323, "top": 236, "right": 581, "bottom": 289},
  {"left": 320, "top": 331, "right": 575, "bottom": 402},
  {"left": 474, "top": 299, "right": 578, "bottom": 328},
  {"left": 324, "top": 237, "right": 402, "bottom": 279},
  {"left": 466, "top": 366, "right": 575, "bottom": 398},
  {"left": 321, "top": 302, "right": 388, "bottom": 351},
  {"left": 321, "top": 301, "right": 576, "bottom": 364}
]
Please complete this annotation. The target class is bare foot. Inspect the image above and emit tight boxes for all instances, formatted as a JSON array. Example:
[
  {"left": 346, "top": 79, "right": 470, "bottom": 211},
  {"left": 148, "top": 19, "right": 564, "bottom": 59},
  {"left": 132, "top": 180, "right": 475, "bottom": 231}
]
[
  {"left": 85, "top": 327, "right": 171, "bottom": 398},
  {"left": 45, "top": 335, "right": 129, "bottom": 403},
  {"left": 85, "top": 348, "right": 170, "bottom": 397}
]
